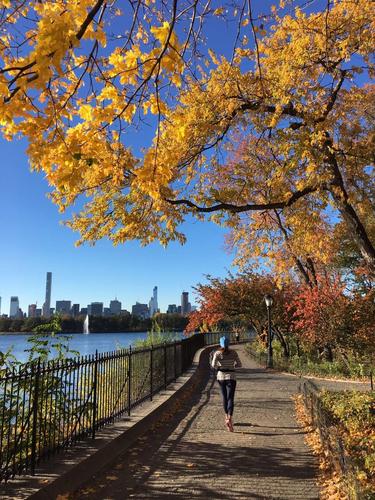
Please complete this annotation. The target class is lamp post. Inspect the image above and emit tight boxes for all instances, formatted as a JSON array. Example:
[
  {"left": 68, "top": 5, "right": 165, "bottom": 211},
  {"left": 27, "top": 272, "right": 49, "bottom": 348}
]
[{"left": 264, "top": 294, "right": 274, "bottom": 368}]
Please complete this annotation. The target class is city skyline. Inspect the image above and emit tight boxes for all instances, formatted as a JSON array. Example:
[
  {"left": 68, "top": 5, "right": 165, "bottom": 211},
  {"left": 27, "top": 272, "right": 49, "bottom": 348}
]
[
  {"left": 0, "top": 272, "right": 195, "bottom": 318},
  {"left": 0, "top": 115, "right": 235, "bottom": 319}
]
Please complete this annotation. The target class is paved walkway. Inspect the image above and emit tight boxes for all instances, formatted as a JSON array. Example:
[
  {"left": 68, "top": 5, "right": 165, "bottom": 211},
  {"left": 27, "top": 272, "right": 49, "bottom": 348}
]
[{"left": 73, "top": 346, "right": 319, "bottom": 499}]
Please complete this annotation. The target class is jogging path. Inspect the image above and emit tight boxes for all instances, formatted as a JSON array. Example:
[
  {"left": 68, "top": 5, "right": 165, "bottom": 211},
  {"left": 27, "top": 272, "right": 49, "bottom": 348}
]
[{"left": 73, "top": 345, "right": 320, "bottom": 499}]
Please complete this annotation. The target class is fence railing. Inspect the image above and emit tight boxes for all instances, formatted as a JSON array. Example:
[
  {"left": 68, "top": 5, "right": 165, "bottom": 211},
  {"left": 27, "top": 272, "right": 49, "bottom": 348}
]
[
  {"left": 300, "top": 379, "right": 363, "bottom": 500},
  {"left": 0, "top": 331, "right": 248, "bottom": 483}
]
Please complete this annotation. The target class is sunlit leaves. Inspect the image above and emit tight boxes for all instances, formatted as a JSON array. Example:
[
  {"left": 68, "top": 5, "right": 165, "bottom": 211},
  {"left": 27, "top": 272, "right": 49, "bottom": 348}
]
[{"left": 0, "top": 0, "right": 373, "bottom": 267}]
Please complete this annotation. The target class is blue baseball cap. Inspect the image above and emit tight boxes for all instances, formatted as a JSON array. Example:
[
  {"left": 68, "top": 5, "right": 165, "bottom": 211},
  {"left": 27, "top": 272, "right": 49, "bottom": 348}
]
[{"left": 219, "top": 336, "right": 229, "bottom": 348}]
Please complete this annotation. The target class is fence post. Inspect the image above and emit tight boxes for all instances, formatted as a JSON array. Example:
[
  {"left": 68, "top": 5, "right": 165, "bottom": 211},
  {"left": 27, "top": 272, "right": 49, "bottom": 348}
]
[
  {"left": 174, "top": 341, "right": 177, "bottom": 381},
  {"left": 92, "top": 350, "right": 98, "bottom": 439},
  {"left": 30, "top": 359, "right": 41, "bottom": 476},
  {"left": 128, "top": 346, "right": 132, "bottom": 416},
  {"left": 164, "top": 343, "right": 167, "bottom": 389},
  {"left": 150, "top": 345, "right": 153, "bottom": 401}
]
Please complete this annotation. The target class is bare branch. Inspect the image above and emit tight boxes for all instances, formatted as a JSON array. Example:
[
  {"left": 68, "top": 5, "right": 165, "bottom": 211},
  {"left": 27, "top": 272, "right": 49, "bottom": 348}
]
[{"left": 165, "top": 184, "right": 320, "bottom": 214}]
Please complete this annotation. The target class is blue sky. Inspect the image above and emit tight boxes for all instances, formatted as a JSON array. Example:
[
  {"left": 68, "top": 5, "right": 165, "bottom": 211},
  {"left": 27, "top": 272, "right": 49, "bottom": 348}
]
[
  {"left": 0, "top": 2, "right": 261, "bottom": 316},
  {"left": 0, "top": 135, "right": 235, "bottom": 315},
  {"left": 0, "top": 0, "right": 333, "bottom": 316}
]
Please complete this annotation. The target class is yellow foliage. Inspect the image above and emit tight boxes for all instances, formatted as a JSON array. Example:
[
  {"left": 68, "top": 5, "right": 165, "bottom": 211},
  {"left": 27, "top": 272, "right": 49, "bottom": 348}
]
[{"left": 0, "top": 0, "right": 373, "bottom": 271}]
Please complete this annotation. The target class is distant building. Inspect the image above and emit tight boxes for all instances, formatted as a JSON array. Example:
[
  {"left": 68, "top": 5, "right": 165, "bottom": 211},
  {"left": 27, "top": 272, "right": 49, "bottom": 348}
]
[
  {"left": 88, "top": 302, "right": 103, "bottom": 316},
  {"left": 109, "top": 299, "right": 122, "bottom": 316},
  {"left": 80, "top": 307, "right": 88, "bottom": 316},
  {"left": 121, "top": 309, "right": 130, "bottom": 316},
  {"left": 149, "top": 286, "right": 159, "bottom": 317},
  {"left": 42, "top": 272, "right": 52, "bottom": 318},
  {"left": 71, "top": 304, "right": 80, "bottom": 317},
  {"left": 132, "top": 302, "right": 149, "bottom": 319},
  {"left": 181, "top": 292, "right": 191, "bottom": 315},
  {"left": 35, "top": 308, "right": 42, "bottom": 318},
  {"left": 9, "top": 296, "right": 19, "bottom": 318},
  {"left": 103, "top": 307, "right": 111, "bottom": 317},
  {"left": 167, "top": 304, "right": 178, "bottom": 314},
  {"left": 177, "top": 305, "right": 182, "bottom": 314},
  {"left": 28, "top": 304, "right": 37, "bottom": 318},
  {"left": 56, "top": 300, "right": 71, "bottom": 315},
  {"left": 0, "top": 296, "right": 1, "bottom": 315}
]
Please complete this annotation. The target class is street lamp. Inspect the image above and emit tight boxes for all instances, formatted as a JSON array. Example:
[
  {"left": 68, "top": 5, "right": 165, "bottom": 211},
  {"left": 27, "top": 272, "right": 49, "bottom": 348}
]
[{"left": 264, "top": 294, "right": 274, "bottom": 368}]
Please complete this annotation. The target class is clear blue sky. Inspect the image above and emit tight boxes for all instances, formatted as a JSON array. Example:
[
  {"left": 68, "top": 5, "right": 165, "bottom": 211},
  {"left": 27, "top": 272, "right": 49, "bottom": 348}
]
[
  {"left": 0, "top": 135, "right": 235, "bottom": 315},
  {"left": 0, "top": 0, "right": 322, "bottom": 316}
]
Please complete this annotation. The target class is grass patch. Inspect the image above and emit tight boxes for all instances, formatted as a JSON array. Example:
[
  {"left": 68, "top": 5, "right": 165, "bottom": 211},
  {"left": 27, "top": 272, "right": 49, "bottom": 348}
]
[{"left": 245, "top": 339, "right": 373, "bottom": 381}]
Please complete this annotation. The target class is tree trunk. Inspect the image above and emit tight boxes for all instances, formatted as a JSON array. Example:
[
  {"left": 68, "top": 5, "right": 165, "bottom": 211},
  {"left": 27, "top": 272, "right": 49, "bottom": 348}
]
[
  {"left": 331, "top": 190, "right": 375, "bottom": 268},
  {"left": 296, "top": 340, "right": 301, "bottom": 357},
  {"left": 274, "top": 210, "right": 315, "bottom": 286},
  {"left": 274, "top": 327, "right": 290, "bottom": 358},
  {"left": 306, "top": 257, "right": 318, "bottom": 286},
  {"left": 324, "top": 344, "right": 334, "bottom": 362},
  {"left": 324, "top": 142, "right": 375, "bottom": 269}
]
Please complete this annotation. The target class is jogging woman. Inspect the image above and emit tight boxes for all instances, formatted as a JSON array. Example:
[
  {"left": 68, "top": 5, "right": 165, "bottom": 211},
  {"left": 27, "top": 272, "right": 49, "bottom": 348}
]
[{"left": 211, "top": 336, "right": 242, "bottom": 432}]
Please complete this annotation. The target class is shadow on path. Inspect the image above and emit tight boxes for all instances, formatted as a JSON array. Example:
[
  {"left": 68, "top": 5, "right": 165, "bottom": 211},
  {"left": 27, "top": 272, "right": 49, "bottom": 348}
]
[{"left": 73, "top": 346, "right": 319, "bottom": 500}]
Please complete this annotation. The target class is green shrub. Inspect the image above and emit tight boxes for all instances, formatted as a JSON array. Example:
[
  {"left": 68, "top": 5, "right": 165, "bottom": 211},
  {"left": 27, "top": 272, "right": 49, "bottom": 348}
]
[{"left": 246, "top": 338, "right": 373, "bottom": 380}]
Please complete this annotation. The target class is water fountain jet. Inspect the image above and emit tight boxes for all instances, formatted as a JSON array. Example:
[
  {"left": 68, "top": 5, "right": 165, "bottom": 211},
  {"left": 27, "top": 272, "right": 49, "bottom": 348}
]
[{"left": 83, "top": 314, "right": 90, "bottom": 335}]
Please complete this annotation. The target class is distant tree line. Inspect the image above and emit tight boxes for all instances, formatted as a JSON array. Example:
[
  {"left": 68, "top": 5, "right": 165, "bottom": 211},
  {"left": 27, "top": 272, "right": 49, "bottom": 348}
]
[{"left": 0, "top": 313, "right": 189, "bottom": 334}]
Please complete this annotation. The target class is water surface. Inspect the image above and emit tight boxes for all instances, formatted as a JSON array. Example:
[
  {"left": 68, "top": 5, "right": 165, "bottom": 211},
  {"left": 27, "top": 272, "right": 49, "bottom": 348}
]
[{"left": 0, "top": 332, "right": 184, "bottom": 363}]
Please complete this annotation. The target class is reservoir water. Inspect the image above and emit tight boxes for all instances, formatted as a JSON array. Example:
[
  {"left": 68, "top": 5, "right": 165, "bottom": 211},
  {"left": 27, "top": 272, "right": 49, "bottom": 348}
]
[{"left": 0, "top": 332, "right": 185, "bottom": 363}]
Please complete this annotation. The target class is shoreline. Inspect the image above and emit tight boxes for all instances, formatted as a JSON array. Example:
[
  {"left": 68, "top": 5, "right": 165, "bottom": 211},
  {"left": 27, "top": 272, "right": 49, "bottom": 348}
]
[{"left": 0, "top": 331, "right": 185, "bottom": 335}]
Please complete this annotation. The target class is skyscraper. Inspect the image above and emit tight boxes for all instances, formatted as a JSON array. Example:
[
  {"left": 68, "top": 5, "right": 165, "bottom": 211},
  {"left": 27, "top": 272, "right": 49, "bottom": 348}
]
[
  {"left": 55, "top": 300, "right": 71, "bottom": 315},
  {"left": 10, "top": 296, "right": 19, "bottom": 318},
  {"left": 71, "top": 304, "right": 80, "bottom": 317},
  {"left": 167, "top": 304, "right": 177, "bottom": 314},
  {"left": 110, "top": 299, "right": 122, "bottom": 316},
  {"left": 42, "top": 272, "right": 52, "bottom": 318},
  {"left": 28, "top": 304, "right": 37, "bottom": 318},
  {"left": 149, "top": 286, "right": 158, "bottom": 317},
  {"left": 181, "top": 291, "right": 191, "bottom": 316},
  {"left": 132, "top": 302, "right": 149, "bottom": 319},
  {"left": 88, "top": 302, "right": 103, "bottom": 316},
  {"left": 153, "top": 286, "right": 158, "bottom": 313}
]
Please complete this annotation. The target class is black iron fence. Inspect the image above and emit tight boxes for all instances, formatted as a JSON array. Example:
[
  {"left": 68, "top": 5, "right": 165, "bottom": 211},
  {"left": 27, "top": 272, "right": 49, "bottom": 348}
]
[
  {"left": 300, "top": 379, "right": 363, "bottom": 500},
  {"left": 0, "top": 331, "right": 247, "bottom": 483}
]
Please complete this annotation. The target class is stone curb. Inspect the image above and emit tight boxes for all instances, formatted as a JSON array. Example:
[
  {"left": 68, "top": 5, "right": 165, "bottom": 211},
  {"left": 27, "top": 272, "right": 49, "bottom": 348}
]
[{"left": 1, "top": 345, "right": 215, "bottom": 500}]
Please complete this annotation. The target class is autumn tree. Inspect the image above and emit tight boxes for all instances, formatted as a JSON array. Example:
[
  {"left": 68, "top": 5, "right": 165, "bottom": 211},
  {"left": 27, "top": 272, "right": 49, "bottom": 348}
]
[
  {"left": 0, "top": 1, "right": 374, "bottom": 271},
  {"left": 289, "top": 274, "right": 375, "bottom": 361},
  {"left": 222, "top": 137, "right": 334, "bottom": 285},
  {"left": 190, "top": 268, "right": 375, "bottom": 361},
  {"left": 187, "top": 271, "right": 296, "bottom": 357}
]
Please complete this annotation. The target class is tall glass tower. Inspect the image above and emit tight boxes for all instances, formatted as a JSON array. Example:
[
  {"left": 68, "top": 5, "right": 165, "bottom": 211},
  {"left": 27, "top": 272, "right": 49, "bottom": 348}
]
[
  {"left": 149, "top": 286, "right": 158, "bottom": 316},
  {"left": 9, "top": 296, "right": 19, "bottom": 318},
  {"left": 153, "top": 286, "right": 158, "bottom": 313},
  {"left": 181, "top": 291, "right": 190, "bottom": 315},
  {"left": 42, "top": 272, "right": 52, "bottom": 317}
]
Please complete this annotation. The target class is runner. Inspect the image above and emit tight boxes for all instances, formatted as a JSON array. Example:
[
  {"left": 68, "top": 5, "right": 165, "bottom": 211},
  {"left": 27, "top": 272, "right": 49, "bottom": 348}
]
[{"left": 211, "top": 336, "right": 242, "bottom": 431}]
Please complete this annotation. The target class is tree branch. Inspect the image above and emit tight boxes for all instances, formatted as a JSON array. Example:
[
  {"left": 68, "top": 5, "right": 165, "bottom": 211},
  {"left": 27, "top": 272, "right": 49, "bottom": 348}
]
[
  {"left": 165, "top": 185, "right": 320, "bottom": 214},
  {"left": 2, "top": 0, "right": 106, "bottom": 102}
]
